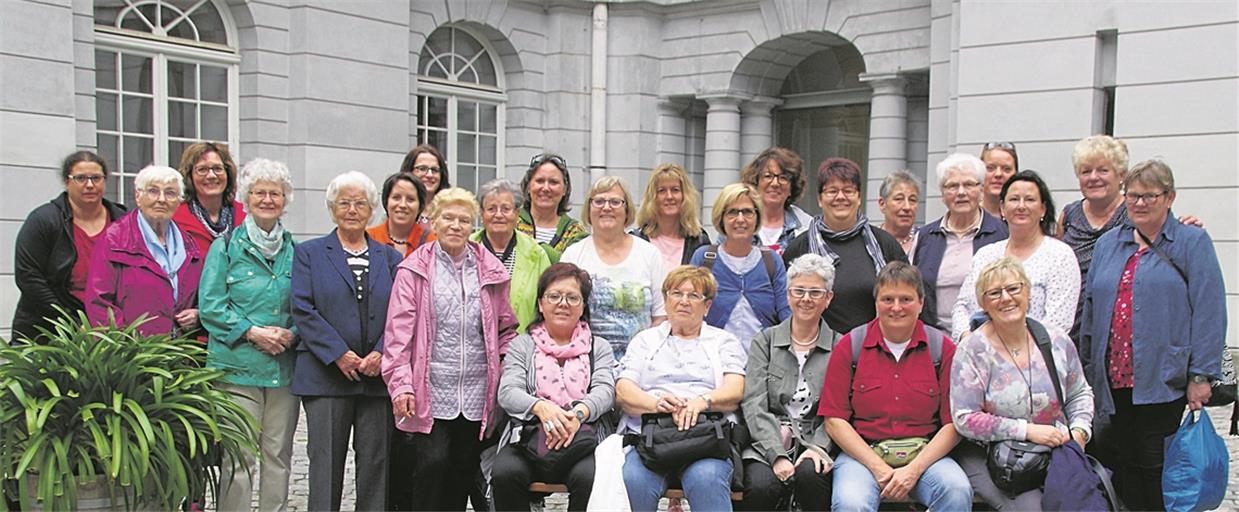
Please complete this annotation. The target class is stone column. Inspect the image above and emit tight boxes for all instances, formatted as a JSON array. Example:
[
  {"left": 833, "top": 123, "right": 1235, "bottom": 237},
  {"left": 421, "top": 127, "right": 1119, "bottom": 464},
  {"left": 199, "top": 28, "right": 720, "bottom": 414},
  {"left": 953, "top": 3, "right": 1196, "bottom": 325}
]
[
  {"left": 859, "top": 72, "right": 907, "bottom": 219},
  {"left": 656, "top": 98, "right": 689, "bottom": 167},
  {"left": 740, "top": 96, "right": 782, "bottom": 165},
  {"left": 701, "top": 94, "right": 744, "bottom": 226}
]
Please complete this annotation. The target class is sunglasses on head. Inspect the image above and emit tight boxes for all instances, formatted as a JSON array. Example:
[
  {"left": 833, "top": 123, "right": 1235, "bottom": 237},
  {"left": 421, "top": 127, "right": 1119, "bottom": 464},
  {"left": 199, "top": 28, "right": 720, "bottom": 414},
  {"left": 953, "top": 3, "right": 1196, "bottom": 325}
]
[
  {"left": 983, "top": 141, "right": 1018, "bottom": 153},
  {"left": 529, "top": 153, "right": 567, "bottom": 171}
]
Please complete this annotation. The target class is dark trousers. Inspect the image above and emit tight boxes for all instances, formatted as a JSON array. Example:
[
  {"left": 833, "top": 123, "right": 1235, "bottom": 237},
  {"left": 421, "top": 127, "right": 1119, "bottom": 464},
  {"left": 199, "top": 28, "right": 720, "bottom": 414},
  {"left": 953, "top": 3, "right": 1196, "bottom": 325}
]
[
  {"left": 1090, "top": 388, "right": 1186, "bottom": 512},
  {"left": 491, "top": 444, "right": 595, "bottom": 512},
  {"left": 303, "top": 395, "right": 392, "bottom": 512},
  {"left": 388, "top": 429, "right": 417, "bottom": 511},
  {"left": 739, "top": 458, "right": 832, "bottom": 511},
  {"left": 402, "top": 416, "right": 483, "bottom": 511}
]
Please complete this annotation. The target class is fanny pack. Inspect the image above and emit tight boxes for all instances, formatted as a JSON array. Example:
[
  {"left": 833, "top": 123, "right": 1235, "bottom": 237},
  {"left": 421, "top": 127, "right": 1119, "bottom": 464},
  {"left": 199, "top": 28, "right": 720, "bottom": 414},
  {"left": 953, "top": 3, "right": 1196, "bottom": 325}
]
[
  {"left": 871, "top": 437, "right": 928, "bottom": 468},
  {"left": 624, "top": 412, "right": 732, "bottom": 472}
]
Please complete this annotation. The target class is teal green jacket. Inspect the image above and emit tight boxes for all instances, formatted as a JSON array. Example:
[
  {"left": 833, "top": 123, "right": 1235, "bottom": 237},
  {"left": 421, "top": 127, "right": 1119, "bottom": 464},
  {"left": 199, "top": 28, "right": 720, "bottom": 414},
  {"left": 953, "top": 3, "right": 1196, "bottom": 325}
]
[
  {"left": 199, "top": 223, "right": 297, "bottom": 387},
  {"left": 470, "top": 230, "right": 555, "bottom": 333}
]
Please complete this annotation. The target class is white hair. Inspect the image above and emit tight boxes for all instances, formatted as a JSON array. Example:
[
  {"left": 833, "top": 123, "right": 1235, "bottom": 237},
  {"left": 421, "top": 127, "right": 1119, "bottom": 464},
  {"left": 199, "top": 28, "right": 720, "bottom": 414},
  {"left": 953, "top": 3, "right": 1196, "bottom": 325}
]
[
  {"left": 238, "top": 158, "right": 295, "bottom": 208},
  {"left": 935, "top": 153, "right": 986, "bottom": 188},
  {"left": 133, "top": 165, "right": 184, "bottom": 197},
  {"left": 477, "top": 179, "right": 524, "bottom": 210},
  {"left": 325, "top": 171, "right": 380, "bottom": 220},
  {"left": 787, "top": 253, "right": 836, "bottom": 291}
]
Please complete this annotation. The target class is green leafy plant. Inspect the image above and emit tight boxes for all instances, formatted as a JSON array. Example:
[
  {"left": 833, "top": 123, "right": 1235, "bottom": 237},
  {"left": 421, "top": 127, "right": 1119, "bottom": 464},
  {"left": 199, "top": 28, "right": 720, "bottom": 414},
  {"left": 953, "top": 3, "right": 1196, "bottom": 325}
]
[{"left": 0, "top": 309, "right": 257, "bottom": 511}]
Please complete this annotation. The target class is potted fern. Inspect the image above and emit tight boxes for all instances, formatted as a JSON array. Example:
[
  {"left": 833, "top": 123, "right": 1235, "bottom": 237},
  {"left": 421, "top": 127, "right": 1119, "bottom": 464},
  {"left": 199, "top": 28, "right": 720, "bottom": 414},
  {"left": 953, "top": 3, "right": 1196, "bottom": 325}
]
[{"left": 0, "top": 310, "right": 257, "bottom": 511}]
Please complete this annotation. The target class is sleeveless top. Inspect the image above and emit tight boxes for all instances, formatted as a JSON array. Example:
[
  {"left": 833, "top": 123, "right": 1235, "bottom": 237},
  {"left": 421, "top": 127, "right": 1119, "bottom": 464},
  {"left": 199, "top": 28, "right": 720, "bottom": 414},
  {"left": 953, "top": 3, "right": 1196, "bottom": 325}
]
[{"left": 1061, "top": 200, "right": 1127, "bottom": 280}]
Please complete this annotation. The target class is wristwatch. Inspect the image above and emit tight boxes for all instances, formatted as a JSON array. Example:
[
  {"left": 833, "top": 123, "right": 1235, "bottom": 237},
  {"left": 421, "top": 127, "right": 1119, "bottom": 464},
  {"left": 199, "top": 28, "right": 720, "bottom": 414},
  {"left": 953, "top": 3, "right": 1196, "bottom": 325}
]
[
  {"left": 698, "top": 393, "right": 714, "bottom": 409},
  {"left": 1190, "top": 374, "right": 1212, "bottom": 384},
  {"left": 573, "top": 407, "right": 587, "bottom": 422}
]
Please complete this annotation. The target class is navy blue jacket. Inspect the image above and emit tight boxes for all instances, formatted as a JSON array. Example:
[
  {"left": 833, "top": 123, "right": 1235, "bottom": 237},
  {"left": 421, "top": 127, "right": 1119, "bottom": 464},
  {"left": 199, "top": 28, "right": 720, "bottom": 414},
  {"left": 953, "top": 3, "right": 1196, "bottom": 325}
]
[
  {"left": 290, "top": 231, "right": 401, "bottom": 397},
  {"left": 912, "top": 211, "right": 1008, "bottom": 329}
]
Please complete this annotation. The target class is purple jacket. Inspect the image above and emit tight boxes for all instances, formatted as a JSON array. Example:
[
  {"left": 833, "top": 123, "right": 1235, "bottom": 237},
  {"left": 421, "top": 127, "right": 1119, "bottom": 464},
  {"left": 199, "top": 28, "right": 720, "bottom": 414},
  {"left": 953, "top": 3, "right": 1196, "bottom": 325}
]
[
  {"left": 381, "top": 241, "right": 518, "bottom": 437},
  {"left": 86, "top": 210, "right": 204, "bottom": 336}
]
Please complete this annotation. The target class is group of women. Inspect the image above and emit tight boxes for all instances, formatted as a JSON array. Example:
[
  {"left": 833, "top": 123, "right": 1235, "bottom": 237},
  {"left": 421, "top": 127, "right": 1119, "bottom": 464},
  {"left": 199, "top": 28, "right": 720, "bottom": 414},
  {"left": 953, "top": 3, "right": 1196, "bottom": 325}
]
[{"left": 10, "top": 134, "right": 1226, "bottom": 512}]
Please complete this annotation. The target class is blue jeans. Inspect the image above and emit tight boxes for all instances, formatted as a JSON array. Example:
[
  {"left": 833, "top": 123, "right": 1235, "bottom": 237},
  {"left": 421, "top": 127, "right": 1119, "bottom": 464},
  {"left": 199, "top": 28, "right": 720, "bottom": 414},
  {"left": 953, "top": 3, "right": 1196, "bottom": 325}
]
[
  {"left": 623, "top": 449, "right": 733, "bottom": 512},
  {"left": 831, "top": 451, "right": 973, "bottom": 511}
]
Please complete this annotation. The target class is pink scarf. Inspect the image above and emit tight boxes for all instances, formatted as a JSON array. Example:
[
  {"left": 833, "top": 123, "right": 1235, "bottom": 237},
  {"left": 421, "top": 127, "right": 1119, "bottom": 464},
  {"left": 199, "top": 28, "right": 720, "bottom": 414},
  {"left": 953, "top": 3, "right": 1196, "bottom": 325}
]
[{"left": 531, "top": 321, "right": 593, "bottom": 409}]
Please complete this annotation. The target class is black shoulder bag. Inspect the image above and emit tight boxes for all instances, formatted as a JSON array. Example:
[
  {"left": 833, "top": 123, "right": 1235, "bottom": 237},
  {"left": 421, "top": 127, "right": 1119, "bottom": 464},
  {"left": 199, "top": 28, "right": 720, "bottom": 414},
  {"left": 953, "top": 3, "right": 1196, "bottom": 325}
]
[{"left": 987, "top": 319, "right": 1060, "bottom": 496}]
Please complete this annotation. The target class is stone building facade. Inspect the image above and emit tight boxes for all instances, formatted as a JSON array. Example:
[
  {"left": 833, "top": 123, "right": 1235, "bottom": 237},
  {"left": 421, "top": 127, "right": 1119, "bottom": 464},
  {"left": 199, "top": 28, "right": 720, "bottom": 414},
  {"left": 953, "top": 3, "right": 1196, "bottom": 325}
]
[{"left": 1, "top": 0, "right": 1235, "bottom": 343}]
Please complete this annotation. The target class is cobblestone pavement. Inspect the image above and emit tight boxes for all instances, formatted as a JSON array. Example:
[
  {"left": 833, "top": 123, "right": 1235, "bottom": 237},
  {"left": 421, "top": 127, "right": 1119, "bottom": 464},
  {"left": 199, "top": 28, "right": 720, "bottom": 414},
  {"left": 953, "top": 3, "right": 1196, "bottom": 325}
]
[{"left": 268, "top": 406, "right": 1239, "bottom": 511}]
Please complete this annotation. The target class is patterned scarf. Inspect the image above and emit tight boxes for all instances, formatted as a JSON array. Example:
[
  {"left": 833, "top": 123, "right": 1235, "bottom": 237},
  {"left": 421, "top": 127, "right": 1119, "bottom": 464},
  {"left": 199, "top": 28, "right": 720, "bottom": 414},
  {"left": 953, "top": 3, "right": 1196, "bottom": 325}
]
[
  {"left": 243, "top": 216, "right": 286, "bottom": 260},
  {"left": 806, "top": 213, "right": 887, "bottom": 274},
  {"left": 530, "top": 321, "right": 593, "bottom": 408},
  {"left": 188, "top": 198, "right": 235, "bottom": 238}
]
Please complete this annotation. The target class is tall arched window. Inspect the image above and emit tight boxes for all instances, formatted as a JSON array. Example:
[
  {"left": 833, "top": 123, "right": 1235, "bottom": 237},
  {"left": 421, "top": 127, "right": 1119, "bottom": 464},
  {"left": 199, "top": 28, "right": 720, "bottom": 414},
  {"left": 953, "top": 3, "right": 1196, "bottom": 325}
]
[
  {"left": 416, "top": 26, "right": 505, "bottom": 192},
  {"left": 93, "top": 0, "right": 239, "bottom": 203}
]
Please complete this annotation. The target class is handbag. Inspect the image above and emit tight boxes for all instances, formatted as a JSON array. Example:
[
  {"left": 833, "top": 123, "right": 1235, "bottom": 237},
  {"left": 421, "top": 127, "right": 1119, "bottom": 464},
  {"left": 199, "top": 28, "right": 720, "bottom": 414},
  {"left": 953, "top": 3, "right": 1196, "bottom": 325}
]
[
  {"left": 1163, "top": 410, "right": 1228, "bottom": 512},
  {"left": 519, "top": 421, "right": 597, "bottom": 476},
  {"left": 987, "top": 319, "right": 1060, "bottom": 495},
  {"left": 625, "top": 412, "right": 732, "bottom": 472},
  {"left": 871, "top": 437, "right": 928, "bottom": 468},
  {"left": 1042, "top": 439, "right": 1119, "bottom": 511}
]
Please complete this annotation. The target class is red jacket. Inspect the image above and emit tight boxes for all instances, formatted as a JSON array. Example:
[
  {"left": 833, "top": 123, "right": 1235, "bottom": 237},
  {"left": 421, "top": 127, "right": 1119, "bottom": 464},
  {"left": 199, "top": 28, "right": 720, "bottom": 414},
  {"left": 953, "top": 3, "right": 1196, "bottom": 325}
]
[{"left": 172, "top": 200, "right": 245, "bottom": 257}]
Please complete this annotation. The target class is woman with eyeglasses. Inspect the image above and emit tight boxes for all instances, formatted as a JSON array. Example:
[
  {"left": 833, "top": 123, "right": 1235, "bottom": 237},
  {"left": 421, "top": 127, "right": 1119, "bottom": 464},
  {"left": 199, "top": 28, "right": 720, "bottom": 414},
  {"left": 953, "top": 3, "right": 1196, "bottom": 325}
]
[
  {"left": 739, "top": 254, "right": 838, "bottom": 512},
  {"left": 617, "top": 266, "right": 746, "bottom": 512},
  {"left": 950, "top": 257, "right": 1094, "bottom": 511},
  {"left": 369, "top": 172, "right": 436, "bottom": 257},
  {"left": 86, "top": 165, "right": 204, "bottom": 337},
  {"left": 398, "top": 144, "right": 451, "bottom": 224},
  {"left": 172, "top": 141, "right": 247, "bottom": 259},
  {"left": 951, "top": 170, "right": 1079, "bottom": 341},
  {"left": 518, "top": 153, "right": 589, "bottom": 254},
  {"left": 560, "top": 176, "right": 666, "bottom": 361},
  {"left": 471, "top": 178, "right": 555, "bottom": 332},
  {"left": 1080, "top": 159, "right": 1225, "bottom": 511},
  {"left": 383, "top": 187, "right": 519, "bottom": 511},
  {"left": 876, "top": 170, "right": 922, "bottom": 258},
  {"left": 742, "top": 147, "right": 814, "bottom": 254},
  {"left": 690, "top": 183, "right": 789, "bottom": 353},
  {"left": 783, "top": 157, "right": 907, "bottom": 335},
  {"left": 290, "top": 171, "right": 402, "bottom": 511},
  {"left": 913, "top": 154, "right": 1009, "bottom": 331},
  {"left": 12, "top": 151, "right": 127, "bottom": 343},
  {"left": 632, "top": 163, "right": 711, "bottom": 271},
  {"left": 491, "top": 262, "right": 617, "bottom": 512},
  {"left": 980, "top": 142, "right": 1018, "bottom": 219}
]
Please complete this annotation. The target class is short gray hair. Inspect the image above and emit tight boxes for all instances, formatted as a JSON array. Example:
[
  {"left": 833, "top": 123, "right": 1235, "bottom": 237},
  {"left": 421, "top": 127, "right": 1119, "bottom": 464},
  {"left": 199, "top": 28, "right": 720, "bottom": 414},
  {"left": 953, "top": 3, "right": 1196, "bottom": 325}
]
[
  {"left": 477, "top": 179, "right": 524, "bottom": 211},
  {"left": 935, "top": 153, "right": 986, "bottom": 188},
  {"left": 879, "top": 170, "right": 922, "bottom": 200},
  {"left": 133, "top": 165, "right": 184, "bottom": 197},
  {"left": 787, "top": 253, "right": 836, "bottom": 292},
  {"left": 237, "top": 158, "right": 295, "bottom": 207},
  {"left": 1125, "top": 159, "right": 1176, "bottom": 194},
  {"left": 325, "top": 171, "right": 380, "bottom": 216}
]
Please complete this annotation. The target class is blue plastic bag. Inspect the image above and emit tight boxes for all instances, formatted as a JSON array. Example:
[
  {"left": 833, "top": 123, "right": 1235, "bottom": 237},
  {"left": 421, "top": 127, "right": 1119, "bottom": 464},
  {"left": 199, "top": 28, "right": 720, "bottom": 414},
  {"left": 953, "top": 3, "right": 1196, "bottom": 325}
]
[{"left": 1162, "top": 409, "right": 1228, "bottom": 511}]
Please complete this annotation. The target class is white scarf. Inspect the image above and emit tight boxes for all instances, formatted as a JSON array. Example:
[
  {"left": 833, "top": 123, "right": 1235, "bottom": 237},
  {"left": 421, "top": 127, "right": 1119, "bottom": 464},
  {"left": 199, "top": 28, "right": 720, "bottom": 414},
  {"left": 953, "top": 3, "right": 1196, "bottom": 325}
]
[{"left": 244, "top": 216, "right": 286, "bottom": 259}]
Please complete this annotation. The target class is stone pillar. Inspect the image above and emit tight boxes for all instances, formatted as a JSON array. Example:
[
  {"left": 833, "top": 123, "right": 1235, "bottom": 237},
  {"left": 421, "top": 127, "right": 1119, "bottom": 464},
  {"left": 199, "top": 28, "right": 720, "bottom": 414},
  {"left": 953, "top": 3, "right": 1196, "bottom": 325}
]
[
  {"left": 859, "top": 72, "right": 907, "bottom": 219},
  {"left": 740, "top": 96, "right": 782, "bottom": 165},
  {"left": 701, "top": 94, "right": 744, "bottom": 226},
  {"left": 656, "top": 98, "right": 689, "bottom": 167}
]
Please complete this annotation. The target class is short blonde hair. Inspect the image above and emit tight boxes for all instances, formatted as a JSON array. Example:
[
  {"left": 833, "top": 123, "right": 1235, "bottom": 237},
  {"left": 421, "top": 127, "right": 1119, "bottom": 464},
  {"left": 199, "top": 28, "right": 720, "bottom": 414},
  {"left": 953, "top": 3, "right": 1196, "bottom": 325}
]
[
  {"left": 711, "top": 183, "right": 763, "bottom": 235},
  {"left": 635, "top": 164, "right": 704, "bottom": 238},
  {"left": 662, "top": 265, "right": 718, "bottom": 300},
  {"left": 581, "top": 176, "right": 636, "bottom": 229},
  {"left": 975, "top": 257, "right": 1031, "bottom": 302},
  {"left": 427, "top": 187, "right": 480, "bottom": 220},
  {"left": 1072, "top": 135, "right": 1129, "bottom": 175},
  {"left": 134, "top": 165, "right": 184, "bottom": 198}
]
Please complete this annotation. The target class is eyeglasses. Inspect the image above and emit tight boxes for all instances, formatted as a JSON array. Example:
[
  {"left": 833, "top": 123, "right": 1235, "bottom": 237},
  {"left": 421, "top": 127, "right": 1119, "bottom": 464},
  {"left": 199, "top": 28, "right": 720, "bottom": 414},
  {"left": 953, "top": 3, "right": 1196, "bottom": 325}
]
[
  {"left": 590, "top": 197, "right": 626, "bottom": 209},
  {"left": 1123, "top": 191, "right": 1166, "bottom": 205},
  {"left": 249, "top": 190, "right": 285, "bottom": 200},
  {"left": 760, "top": 172, "right": 791, "bottom": 184},
  {"left": 943, "top": 181, "right": 981, "bottom": 193},
  {"left": 192, "top": 165, "right": 227, "bottom": 176},
  {"left": 983, "top": 141, "right": 1017, "bottom": 153},
  {"left": 334, "top": 199, "right": 371, "bottom": 210},
  {"left": 982, "top": 282, "right": 1025, "bottom": 301},
  {"left": 484, "top": 204, "right": 516, "bottom": 216},
  {"left": 788, "top": 287, "right": 830, "bottom": 300},
  {"left": 667, "top": 290, "right": 707, "bottom": 303},
  {"left": 530, "top": 154, "right": 567, "bottom": 170},
  {"left": 821, "top": 187, "right": 859, "bottom": 198},
  {"left": 412, "top": 165, "right": 441, "bottom": 175},
  {"left": 724, "top": 208, "right": 757, "bottom": 219},
  {"left": 142, "top": 187, "right": 181, "bottom": 200},
  {"left": 542, "top": 292, "right": 584, "bottom": 307},
  {"left": 69, "top": 174, "right": 105, "bottom": 185}
]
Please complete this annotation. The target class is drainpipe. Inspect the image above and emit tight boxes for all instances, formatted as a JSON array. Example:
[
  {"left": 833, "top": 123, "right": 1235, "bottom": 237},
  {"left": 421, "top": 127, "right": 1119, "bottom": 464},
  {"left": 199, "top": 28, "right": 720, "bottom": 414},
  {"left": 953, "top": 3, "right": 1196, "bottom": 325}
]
[{"left": 589, "top": 3, "right": 607, "bottom": 184}]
